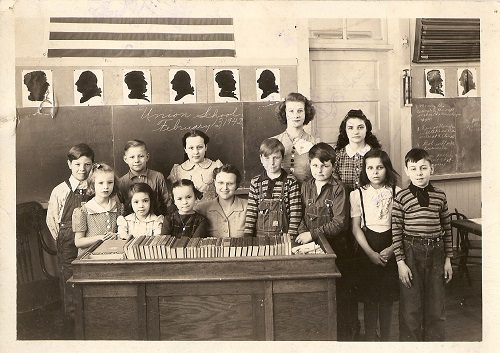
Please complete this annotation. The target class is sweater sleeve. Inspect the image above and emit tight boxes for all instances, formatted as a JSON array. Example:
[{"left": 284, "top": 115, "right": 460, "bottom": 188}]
[
  {"left": 440, "top": 197, "right": 453, "bottom": 258},
  {"left": 286, "top": 177, "right": 302, "bottom": 236},
  {"left": 310, "top": 184, "right": 349, "bottom": 242},
  {"left": 392, "top": 192, "right": 405, "bottom": 262},
  {"left": 244, "top": 179, "right": 259, "bottom": 236}
]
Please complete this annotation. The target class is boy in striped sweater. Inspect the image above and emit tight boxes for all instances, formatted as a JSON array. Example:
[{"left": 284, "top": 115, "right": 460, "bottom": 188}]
[
  {"left": 244, "top": 138, "right": 302, "bottom": 237},
  {"left": 392, "top": 148, "right": 452, "bottom": 341}
]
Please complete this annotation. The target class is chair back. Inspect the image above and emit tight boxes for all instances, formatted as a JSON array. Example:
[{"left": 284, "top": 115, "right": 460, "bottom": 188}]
[{"left": 449, "top": 209, "right": 469, "bottom": 253}]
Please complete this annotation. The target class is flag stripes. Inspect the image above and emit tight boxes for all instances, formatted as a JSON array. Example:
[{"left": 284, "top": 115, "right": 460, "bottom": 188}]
[{"left": 48, "top": 17, "right": 236, "bottom": 58}]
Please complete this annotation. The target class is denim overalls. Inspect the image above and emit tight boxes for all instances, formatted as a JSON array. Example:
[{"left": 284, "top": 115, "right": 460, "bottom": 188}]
[
  {"left": 57, "top": 180, "right": 89, "bottom": 319},
  {"left": 256, "top": 182, "right": 288, "bottom": 237}
]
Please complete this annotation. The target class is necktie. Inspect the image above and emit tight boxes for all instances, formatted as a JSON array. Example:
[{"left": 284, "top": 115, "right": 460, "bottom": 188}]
[{"left": 409, "top": 183, "right": 430, "bottom": 207}]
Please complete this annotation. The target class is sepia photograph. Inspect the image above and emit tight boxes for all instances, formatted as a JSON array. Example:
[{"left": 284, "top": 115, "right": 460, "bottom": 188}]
[{"left": 1, "top": 1, "right": 499, "bottom": 353}]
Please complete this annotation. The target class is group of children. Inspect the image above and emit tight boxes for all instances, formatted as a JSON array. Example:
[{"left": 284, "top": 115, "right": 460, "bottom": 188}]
[{"left": 46, "top": 93, "right": 453, "bottom": 342}]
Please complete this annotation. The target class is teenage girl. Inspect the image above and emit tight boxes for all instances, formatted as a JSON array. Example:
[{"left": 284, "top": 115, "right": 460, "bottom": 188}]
[
  {"left": 168, "top": 129, "right": 223, "bottom": 201},
  {"left": 73, "top": 163, "right": 124, "bottom": 255},
  {"left": 334, "top": 109, "right": 382, "bottom": 340},
  {"left": 117, "top": 182, "right": 164, "bottom": 239},
  {"left": 272, "top": 92, "right": 319, "bottom": 184},
  {"left": 161, "top": 179, "right": 209, "bottom": 238},
  {"left": 335, "top": 109, "right": 382, "bottom": 192},
  {"left": 350, "top": 149, "right": 400, "bottom": 341}
]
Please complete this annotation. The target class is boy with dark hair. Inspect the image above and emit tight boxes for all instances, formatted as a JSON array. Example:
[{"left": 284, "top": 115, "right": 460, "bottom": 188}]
[
  {"left": 119, "top": 139, "right": 173, "bottom": 215},
  {"left": 244, "top": 138, "right": 302, "bottom": 237},
  {"left": 295, "top": 142, "right": 354, "bottom": 341},
  {"left": 46, "top": 143, "right": 94, "bottom": 323},
  {"left": 392, "top": 148, "right": 453, "bottom": 341}
]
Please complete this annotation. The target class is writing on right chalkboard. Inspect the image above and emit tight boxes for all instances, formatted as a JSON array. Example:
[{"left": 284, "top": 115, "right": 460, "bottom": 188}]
[{"left": 412, "top": 98, "right": 481, "bottom": 175}]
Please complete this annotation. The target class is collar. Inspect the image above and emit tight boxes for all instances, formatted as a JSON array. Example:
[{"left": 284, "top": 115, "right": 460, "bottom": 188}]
[
  {"left": 124, "top": 213, "right": 158, "bottom": 222},
  {"left": 180, "top": 158, "right": 213, "bottom": 171},
  {"left": 409, "top": 182, "right": 435, "bottom": 192},
  {"left": 69, "top": 175, "right": 87, "bottom": 191},
  {"left": 85, "top": 197, "right": 118, "bottom": 214},
  {"left": 257, "top": 168, "right": 288, "bottom": 183},
  {"left": 127, "top": 168, "right": 149, "bottom": 180},
  {"left": 308, "top": 175, "right": 342, "bottom": 188},
  {"left": 209, "top": 196, "right": 245, "bottom": 213},
  {"left": 345, "top": 144, "right": 371, "bottom": 158}
]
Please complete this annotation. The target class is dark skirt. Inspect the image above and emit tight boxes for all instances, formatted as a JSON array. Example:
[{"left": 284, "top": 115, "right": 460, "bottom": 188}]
[{"left": 354, "top": 228, "right": 399, "bottom": 303}]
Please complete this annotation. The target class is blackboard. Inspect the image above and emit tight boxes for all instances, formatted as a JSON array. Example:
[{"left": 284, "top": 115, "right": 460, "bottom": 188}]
[
  {"left": 16, "top": 106, "right": 115, "bottom": 204},
  {"left": 243, "top": 101, "right": 284, "bottom": 185},
  {"left": 113, "top": 103, "right": 244, "bottom": 183},
  {"left": 411, "top": 98, "right": 481, "bottom": 176},
  {"left": 16, "top": 102, "right": 285, "bottom": 203}
]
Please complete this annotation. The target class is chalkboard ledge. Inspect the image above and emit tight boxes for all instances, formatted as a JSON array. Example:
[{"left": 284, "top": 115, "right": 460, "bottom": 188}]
[{"left": 431, "top": 172, "right": 481, "bottom": 181}]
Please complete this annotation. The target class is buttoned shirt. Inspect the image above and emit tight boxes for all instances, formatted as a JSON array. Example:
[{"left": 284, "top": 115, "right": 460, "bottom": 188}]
[
  {"left": 273, "top": 131, "right": 319, "bottom": 184},
  {"left": 334, "top": 145, "right": 371, "bottom": 192},
  {"left": 195, "top": 196, "right": 247, "bottom": 238},
  {"left": 46, "top": 175, "right": 88, "bottom": 239},
  {"left": 298, "top": 175, "right": 349, "bottom": 242},
  {"left": 119, "top": 168, "right": 172, "bottom": 214},
  {"left": 168, "top": 158, "right": 223, "bottom": 201}
]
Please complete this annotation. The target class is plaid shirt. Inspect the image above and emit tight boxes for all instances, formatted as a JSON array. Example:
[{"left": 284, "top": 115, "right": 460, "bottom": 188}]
[{"left": 334, "top": 145, "right": 371, "bottom": 192}]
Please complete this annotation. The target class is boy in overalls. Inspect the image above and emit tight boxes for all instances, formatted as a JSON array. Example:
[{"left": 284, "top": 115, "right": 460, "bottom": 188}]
[
  {"left": 295, "top": 142, "right": 354, "bottom": 341},
  {"left": 244, "top": 138, "right": 302, "bottom": 237},
  {"left": 46, "top": 143, "right": 94, "bottom": 324}
]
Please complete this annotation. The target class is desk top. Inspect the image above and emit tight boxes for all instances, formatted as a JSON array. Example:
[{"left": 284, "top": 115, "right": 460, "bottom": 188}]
[{"left": 451, "top": 218, "right": 482, "bottom": 236}]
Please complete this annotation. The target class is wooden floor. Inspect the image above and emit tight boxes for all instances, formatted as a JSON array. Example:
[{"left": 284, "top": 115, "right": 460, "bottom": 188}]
[
  {"left": 17, "top": 263, "right": 482, "bottom": 341},
  {"left": 358, "top": 262, "right": 482, "bottom": 342}
]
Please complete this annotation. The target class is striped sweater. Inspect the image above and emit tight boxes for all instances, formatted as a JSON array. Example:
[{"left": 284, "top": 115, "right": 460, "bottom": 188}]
[
  {"left": 392, "top": 185, "right": 452, "bottom": 262},
  {"left": 244, "top": 169, "right": 302, "bottom": 236}
]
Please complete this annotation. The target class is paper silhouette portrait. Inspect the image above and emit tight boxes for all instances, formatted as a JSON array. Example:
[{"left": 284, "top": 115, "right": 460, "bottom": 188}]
[
  {"left": 22, "top": 70, "right": 52, "bottom": 107},
  {"left": 123, "top": 69, "right": 151, "bottom": 104},
  {"left": 74, "top": 70, "right": 104, "bottom": 106},
  {"left": 213, "top": 69, "right": 240, "bottom": 102},
  {"left": 169, "top": 69, "right": 196, "bottom": 103},
  {"left": 425, "top": 69, "right": 445, "bottom": 98},
  {"left": 457, "top": 68, "right": 478, "bottom": 97},
  {"left": 256, "top": 68, "right": 280, "bottom": 101}
]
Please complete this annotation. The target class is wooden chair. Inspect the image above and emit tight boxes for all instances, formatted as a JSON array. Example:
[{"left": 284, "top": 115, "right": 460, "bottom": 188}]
[
  {"left": 449, "top": 210, "right": 472, "bottom": 288},
  {"left": 17, "top": 201, "right": 60, "bottom": 313}
]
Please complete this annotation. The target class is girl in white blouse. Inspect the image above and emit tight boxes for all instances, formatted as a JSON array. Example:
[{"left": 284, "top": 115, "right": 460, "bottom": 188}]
[
  {"left": 117, "top": 183, "right": 163, "bottom": 239},
  {"left": 350, "top": 149, "right": 400, "bottom": 341}
]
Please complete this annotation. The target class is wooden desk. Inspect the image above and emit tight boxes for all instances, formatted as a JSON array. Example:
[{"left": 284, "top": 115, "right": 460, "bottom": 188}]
[
  {"left": 451, "top": 219, "right": 482, "bottom": 236},
  {"left": 70, "top": 234, "right": 340, "bottom": 341}
]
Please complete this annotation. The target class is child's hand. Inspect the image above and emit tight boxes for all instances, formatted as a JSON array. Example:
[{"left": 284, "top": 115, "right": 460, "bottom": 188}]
[
  {"left": 102, "top": 232, "right": 116, "bottom": 241},
  {"left": 379, "top": 246, "right": 394, "bottom": 260},
  {"left": 117, "top": 233, "right": 130, "bottom": 240},
  {"left": 368, "top": 251, "right": 387, "bottom": 266},
  {"left": 397, "top": 261, "right": 413, "bottom": 288},
  {"left": 444, "top": 257, "right": 453, "bottom": 284},
  {"left": 296, "top": 232, "right": 313, "bottom": 244}
]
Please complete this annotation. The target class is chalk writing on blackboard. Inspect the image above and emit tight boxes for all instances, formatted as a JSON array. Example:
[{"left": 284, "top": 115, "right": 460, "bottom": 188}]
[
  {"left": 412, "top": 98, "right": 481, "bottom": 176},
  {"left": 137, "top": 106, "right": 243, "bottom": 133}
]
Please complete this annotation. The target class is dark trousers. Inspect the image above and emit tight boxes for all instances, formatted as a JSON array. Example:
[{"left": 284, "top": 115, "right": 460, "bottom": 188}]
[
  {"left": 399, "top": 238, "right": 446, "bottom": 341},
  {"left": 57, "top": 226, "right": 78, "bottom": 320},
  {"left": 336, "top": 258, "right": 359, "bottom": 340}
]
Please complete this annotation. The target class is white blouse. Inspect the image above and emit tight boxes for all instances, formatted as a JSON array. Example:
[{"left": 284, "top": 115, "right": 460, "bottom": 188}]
[{"left": 349, "top": 185, "right": 401, "bottom": 233}]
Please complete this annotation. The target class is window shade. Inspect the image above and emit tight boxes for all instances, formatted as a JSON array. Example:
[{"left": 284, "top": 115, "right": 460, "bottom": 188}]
[{"left": 413, "top": 18, "right": 480, "bottom": 63}]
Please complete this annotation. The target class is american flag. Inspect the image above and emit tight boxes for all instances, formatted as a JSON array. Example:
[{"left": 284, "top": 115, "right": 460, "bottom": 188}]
[{"left": 48, "top": 17, "right": 236, "bottom": 58}]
